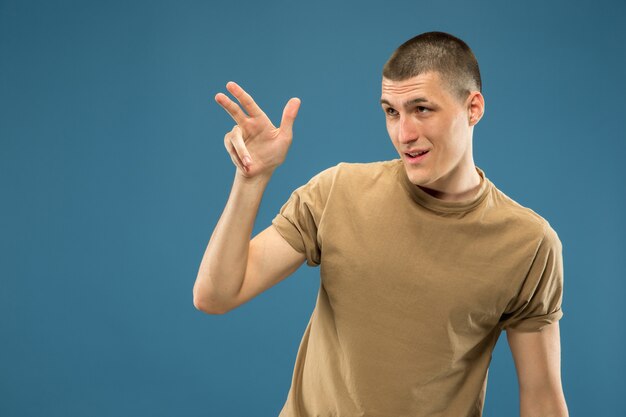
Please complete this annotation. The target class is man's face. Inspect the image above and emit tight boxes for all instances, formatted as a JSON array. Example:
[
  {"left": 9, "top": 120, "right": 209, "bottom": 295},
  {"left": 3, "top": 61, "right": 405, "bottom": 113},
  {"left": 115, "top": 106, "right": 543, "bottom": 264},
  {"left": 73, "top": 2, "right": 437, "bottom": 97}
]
[{"left": 381, "top": 71, "right": 480, "bottom": 195}]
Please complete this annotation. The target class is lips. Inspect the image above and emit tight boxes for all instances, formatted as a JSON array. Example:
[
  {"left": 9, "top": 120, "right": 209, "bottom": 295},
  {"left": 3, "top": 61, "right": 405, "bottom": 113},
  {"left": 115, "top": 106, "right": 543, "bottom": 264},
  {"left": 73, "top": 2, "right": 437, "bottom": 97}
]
[
  {"left": 406, "top": 150, "right": 428, "bottom": 157},
  {"left": 404, "top": 149, "right": 430, "bottom": 163}
]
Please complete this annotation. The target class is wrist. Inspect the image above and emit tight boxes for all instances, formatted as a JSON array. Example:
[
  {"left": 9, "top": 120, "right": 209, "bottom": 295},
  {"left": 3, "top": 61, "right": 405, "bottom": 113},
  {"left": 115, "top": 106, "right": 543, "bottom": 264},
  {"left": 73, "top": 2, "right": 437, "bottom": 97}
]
[{"left": 234, "top": 170, "right": 274, "bottom": 187}]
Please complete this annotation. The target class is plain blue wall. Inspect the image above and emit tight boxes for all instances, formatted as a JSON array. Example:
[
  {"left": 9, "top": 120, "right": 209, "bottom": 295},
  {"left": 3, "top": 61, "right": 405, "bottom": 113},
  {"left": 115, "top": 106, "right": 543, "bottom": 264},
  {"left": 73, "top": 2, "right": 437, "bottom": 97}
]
[{"left": 2, "top": 0, "right": 625, "bottom": 416}]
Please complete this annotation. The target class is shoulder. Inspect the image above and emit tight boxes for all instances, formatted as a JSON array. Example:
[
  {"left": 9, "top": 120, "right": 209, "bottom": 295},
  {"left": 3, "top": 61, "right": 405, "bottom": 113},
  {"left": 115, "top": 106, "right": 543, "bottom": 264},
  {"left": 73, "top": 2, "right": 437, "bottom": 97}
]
[
  {"left": 486, "top": 180, "right": 561, "bottom": 245},
  {"left": 305, "top": 158, "right": 399, "bottom": 186},
  {"left": 297, "top": 159, "right": 400, "bottom": 201},
  {"left": 330, "top": 158, "right": 401, "bottom": 182}
]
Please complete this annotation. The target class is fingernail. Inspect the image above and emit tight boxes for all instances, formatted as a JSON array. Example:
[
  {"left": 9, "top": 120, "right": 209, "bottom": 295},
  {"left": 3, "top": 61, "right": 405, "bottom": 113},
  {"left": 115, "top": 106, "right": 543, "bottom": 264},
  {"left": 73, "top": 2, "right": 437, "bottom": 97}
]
[{"left": 243, "top": 156, "right": 252, "bottom": 166}]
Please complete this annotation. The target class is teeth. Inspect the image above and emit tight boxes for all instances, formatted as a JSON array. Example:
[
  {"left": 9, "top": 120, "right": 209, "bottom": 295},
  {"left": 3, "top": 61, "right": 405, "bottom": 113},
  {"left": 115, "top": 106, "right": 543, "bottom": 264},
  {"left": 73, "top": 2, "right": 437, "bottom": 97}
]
[{"left": 408, "top": 151, "right": 427, "bottom": 157}]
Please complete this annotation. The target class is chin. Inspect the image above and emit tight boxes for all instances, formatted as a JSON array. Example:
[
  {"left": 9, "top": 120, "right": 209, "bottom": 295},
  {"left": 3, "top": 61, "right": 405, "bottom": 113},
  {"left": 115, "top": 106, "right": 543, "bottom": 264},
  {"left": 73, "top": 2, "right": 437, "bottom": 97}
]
[{"left": 405, "top": 168, "right": 428, "bottom": 186}]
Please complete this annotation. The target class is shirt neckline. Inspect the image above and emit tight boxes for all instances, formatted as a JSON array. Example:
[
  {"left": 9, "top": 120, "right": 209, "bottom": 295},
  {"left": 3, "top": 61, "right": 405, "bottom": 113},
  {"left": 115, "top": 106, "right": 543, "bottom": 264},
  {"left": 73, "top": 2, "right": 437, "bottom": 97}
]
[{"left": 394, "top": 158, "right": 492, "bottom": 214}]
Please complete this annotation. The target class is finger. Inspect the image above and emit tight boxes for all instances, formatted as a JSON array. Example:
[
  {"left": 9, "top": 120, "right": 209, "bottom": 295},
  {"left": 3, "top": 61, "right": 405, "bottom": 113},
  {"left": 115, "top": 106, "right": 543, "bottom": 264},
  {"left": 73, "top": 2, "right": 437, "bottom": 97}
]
[
  {"left": 225, "top": 132, "right": 248, "bottom": 173},
  {"left": 230, "top": 152, "right": 248, "bottom": 174},
  {"left": 279, "top": 97, "right": 301, "bottom": 137},
  {"left": 230, "top": 126, "right": 253, "bottom": 167},
  {"left": 226, "top": 81, "right": 264, "bottom": 118},
  {"left": 215, "top": 92, "right": 247, "bottom": 125}
]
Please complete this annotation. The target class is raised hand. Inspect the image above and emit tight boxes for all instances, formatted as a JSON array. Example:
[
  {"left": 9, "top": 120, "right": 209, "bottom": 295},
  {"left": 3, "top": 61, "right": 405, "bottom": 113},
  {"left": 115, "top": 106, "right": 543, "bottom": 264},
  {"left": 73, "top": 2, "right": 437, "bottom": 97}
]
[{"left": 215, "top": 81, "right": 301, "bottom": 180}]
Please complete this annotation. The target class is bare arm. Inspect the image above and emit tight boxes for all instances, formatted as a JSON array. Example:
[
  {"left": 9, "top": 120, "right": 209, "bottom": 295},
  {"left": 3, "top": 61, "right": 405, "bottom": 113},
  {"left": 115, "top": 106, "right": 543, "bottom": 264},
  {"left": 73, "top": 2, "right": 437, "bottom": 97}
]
[
  {"left": 193, "top": 81, "right": 303, "bottom": 314},
  {"left": 193, "top": 173, "right": 269, "bottom": 313},
  {"left": 507, "top": 321, "right": 569, "bottom": 417}
]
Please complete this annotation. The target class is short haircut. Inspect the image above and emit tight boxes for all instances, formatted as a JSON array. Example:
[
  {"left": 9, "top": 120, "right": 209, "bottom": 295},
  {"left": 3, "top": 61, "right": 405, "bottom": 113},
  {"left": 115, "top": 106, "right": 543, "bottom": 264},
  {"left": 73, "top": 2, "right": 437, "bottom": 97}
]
[{"left": 382, "top": 31, "right": 482, "bottom": 104}]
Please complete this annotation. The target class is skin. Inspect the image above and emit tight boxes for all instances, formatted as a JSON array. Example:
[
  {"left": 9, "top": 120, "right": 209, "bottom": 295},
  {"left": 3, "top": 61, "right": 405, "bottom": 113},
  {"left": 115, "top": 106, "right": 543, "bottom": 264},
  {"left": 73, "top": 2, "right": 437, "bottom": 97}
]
[
  {"left": 192, "top": 82, "right": 303, "bottom": 314},
  {"left": 508, "top": 322, "right": 569, "bottom": 416},
  {"left": 382, "top": 72, "right": 569, "bottom": 415},
  {"left": 381, "top": 71, "right": 485, "bottom": 201},
  {"left": 214, "top": 81, "right": 301, "bottom": 182},
  {"left": 381, "top": 72, "right": 568, "bottom": 417},
  {"left": 203, "top": 78, "right": 568, "bottom": 416}
]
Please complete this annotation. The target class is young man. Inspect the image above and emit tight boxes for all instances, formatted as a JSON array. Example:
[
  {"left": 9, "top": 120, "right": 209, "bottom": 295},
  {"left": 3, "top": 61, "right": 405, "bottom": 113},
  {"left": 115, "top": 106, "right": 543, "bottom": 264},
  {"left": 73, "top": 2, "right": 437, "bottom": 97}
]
[{"left": 194, "top": 32, "right": 569, "bottom": 417}]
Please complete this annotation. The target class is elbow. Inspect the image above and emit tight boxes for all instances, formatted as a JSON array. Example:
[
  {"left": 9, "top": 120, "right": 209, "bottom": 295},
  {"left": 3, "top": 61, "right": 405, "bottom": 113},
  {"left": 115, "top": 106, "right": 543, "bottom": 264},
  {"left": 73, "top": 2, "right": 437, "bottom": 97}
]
[
  {"left": 193, "top": 288, "right": 229, "bottom": 315},
  {"left": 194, "top": 296, "right": 227, "bottom": 315}
]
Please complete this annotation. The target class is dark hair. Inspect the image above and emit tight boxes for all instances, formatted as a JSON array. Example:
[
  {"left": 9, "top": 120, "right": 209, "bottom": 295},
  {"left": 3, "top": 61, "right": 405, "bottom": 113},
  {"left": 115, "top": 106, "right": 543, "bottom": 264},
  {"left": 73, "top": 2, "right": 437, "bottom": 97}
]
[{"left": 382, "top": 31, "right": 482, "bottom": 103}]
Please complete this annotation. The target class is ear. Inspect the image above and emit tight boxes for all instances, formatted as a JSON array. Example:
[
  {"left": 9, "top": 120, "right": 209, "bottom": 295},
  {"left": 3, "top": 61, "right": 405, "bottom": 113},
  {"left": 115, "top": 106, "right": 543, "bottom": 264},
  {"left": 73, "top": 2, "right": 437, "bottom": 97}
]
[{"left": 467, "top": 92, "right": 485, "bottom": 126}]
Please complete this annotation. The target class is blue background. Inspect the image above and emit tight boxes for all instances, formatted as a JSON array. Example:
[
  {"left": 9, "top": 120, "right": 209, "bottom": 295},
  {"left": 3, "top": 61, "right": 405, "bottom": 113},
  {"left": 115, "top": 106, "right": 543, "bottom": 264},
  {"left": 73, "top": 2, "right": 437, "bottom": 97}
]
[{"left": 2, "top": 0, "right": 624, "bottom": 416}]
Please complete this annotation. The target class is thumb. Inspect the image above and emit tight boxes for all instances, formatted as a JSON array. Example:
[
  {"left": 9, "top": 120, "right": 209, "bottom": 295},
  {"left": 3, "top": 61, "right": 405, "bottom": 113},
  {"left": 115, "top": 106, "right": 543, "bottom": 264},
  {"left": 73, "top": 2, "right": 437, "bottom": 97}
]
[{"left": 279, "top": 97, "right": 301, "bottom": 137}]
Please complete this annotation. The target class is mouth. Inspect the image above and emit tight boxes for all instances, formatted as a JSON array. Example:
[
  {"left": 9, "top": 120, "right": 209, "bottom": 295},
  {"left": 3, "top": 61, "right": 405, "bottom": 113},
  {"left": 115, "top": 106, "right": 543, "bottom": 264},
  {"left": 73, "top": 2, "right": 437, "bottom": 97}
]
[{"left": 405, "top": 150, "right": 429, "bottom": 163}]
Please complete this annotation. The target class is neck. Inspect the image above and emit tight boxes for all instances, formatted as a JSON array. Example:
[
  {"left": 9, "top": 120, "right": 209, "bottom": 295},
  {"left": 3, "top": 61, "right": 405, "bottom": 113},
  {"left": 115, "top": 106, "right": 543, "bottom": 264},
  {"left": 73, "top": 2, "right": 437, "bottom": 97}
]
[{"left": 418, "top": 164, "right": 483, "bottom": 202}]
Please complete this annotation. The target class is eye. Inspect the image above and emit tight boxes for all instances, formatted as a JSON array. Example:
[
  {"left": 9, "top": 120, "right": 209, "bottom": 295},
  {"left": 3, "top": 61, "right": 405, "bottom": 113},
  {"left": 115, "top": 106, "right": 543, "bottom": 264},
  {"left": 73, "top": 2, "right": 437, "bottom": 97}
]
[
  {"left": 417, "top": 106, "right": 430, "bottom": 113},
  {"left": 385, "top": 107, "right": 398, "bottom": 116}
]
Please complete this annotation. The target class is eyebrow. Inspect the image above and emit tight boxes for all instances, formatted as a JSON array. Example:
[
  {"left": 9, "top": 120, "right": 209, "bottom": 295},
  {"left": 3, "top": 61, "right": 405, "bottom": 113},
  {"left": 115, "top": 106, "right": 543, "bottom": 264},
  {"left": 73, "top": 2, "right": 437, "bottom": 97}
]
[{"left": 380, "top": 97, "right": 432, "bottom": 108}]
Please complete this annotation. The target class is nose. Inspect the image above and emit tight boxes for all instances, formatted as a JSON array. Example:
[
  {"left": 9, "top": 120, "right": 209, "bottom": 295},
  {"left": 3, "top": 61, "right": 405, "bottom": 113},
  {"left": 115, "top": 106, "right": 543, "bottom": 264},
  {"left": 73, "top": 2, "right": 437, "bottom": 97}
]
[{"left": 398, "top": 115, "right": 419, "bottom": 144}]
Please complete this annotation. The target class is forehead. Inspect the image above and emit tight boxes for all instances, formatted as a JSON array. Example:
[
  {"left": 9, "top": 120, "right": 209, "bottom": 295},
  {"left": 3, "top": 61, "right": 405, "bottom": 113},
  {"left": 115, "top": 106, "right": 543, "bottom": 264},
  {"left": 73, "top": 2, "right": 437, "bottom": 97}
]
[{"left": 381, "top": 72, "right": 451, "bottom": 103}]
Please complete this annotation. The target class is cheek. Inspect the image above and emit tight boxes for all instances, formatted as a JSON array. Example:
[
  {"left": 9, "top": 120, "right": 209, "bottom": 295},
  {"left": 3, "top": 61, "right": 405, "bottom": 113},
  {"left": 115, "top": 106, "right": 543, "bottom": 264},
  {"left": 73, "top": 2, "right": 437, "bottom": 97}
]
[
  {"left": 434, "top": 118, "right": 460, "bottom": 145},
  {"left": 449, "top": 113, "right": 467, "bottom": 135},
  {"left": 386, "top": 123, "right": 398, "bottom": 141}
]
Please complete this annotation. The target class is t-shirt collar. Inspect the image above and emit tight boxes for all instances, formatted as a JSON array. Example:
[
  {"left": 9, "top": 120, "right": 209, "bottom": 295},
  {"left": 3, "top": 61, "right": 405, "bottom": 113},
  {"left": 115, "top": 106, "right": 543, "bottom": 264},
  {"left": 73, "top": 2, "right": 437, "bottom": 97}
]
[{"left": 395, "top": 159, "right": 492, "bottom": 214}]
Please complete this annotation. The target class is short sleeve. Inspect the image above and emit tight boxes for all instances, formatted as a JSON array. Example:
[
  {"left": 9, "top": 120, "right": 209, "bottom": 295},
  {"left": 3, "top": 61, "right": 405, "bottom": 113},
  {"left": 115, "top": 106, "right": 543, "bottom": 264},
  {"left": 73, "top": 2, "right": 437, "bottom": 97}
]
[
  {"left": 271, "top": 165, "right": 337, "bottom": 267},
  {"left": 499, "top": 224, "right": 565, "bottom": 332}
]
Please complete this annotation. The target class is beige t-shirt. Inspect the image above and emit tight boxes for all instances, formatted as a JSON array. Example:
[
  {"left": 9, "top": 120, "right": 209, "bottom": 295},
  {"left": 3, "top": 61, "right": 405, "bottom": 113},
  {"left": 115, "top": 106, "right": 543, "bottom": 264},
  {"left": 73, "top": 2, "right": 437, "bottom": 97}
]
[{"left": 271, "top": 158, "right": 564, "bottom": 417}]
